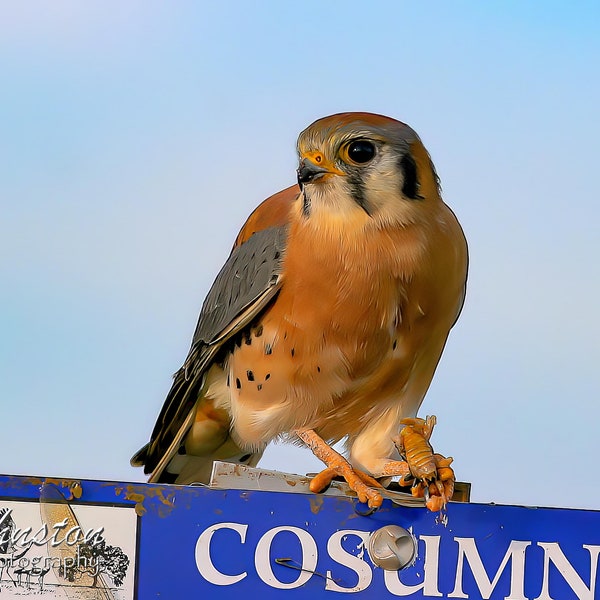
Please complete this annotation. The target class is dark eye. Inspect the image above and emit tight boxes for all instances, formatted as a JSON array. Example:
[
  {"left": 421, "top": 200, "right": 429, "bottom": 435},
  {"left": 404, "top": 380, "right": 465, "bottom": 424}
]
[{"left": 346, "top": 140, "right": 376, "bottom": 164}]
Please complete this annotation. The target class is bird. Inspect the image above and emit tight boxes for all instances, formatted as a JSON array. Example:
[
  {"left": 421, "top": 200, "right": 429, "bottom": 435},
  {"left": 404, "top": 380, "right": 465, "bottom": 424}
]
[{"left": 131, "top": 112, "right": 468, "bottom": 508}]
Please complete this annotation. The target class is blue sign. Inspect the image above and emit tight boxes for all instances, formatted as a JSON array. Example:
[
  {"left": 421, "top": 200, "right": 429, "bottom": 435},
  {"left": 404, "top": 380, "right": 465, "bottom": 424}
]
[{"left": 0, "top": 473, "right": 598, "bottom": 598}]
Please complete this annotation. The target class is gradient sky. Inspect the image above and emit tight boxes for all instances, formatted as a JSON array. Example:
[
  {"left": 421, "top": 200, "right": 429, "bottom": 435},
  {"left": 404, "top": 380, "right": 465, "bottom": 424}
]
[{"left": 1, "top": 1, "right": 599, "bottom": 510}]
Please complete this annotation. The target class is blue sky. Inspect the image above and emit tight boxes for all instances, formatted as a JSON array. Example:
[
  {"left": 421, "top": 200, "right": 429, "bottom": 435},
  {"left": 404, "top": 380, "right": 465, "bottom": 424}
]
[{"left": 1, "top": 2, "right": 599, "bottom": 510}]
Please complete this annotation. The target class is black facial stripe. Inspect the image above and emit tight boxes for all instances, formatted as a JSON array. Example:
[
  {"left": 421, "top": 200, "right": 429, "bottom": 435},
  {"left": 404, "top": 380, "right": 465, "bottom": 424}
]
[
  {"left": 399, "top": 153, "right": 422, "bottom": 200},
  {"left": 302, "top": 191, "right": 311, "bottom": 217},
  {"left": 348, "top": 171, "right": 372, "bottom": 216}
]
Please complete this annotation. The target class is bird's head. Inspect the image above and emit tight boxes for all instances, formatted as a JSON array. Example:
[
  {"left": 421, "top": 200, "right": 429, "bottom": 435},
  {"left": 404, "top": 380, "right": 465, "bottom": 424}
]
[{"left": 296, "top": 112, "right": 441, "bottom": 225}]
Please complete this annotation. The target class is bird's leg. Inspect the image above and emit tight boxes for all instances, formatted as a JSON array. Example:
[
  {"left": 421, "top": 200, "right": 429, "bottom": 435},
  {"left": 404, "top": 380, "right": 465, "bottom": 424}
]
[
  {"left": 296, "top": 429, "right": 384, "bottom": 509},
  {"left": 386, "top": 416, "right": 455, "bottom": 511},
  {"left": 379, "top": 459, "right": 412, "bottom": 481}
]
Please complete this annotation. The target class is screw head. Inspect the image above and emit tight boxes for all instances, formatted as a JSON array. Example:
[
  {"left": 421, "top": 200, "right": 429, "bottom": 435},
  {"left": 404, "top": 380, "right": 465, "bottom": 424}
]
[{"left": 368, "top": 525, "right": 417, "bottom": 570}]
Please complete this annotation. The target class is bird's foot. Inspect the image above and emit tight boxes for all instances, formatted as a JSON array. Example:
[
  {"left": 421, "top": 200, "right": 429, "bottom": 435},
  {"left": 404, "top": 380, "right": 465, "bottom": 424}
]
[
  {"left": 392, "top": 416, "right": 455, "bottom": 512},
  {"left": 404, "top": 453, "right": 455, "bottom": 512},
  {"left": 297, "top": 429, "right": 384, "bottom": 509}
]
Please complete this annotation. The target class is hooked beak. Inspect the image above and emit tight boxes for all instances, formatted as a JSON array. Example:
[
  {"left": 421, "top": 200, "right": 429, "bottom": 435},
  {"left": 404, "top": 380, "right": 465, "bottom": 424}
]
[
  {"left": 297, "top": 152, "right": 344, "bottom": 187},
  {"left": 297, "top": 158, "right": 330, "bottom": 186}
]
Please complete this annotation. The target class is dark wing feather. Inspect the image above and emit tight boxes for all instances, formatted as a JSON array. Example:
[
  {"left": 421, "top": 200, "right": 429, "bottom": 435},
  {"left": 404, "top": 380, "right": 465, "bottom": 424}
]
[
  {"left": 190, "top": 224, "right": 287, "bottom": 347},
  {"left": 133, "top": 225, "right": 288, "bottom": 476}
]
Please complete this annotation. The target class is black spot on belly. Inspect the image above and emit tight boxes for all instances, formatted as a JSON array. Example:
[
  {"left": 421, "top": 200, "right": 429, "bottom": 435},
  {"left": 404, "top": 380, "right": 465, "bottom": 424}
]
[{"left": 247, "top": 370, "right": 255, "bottom": 381}]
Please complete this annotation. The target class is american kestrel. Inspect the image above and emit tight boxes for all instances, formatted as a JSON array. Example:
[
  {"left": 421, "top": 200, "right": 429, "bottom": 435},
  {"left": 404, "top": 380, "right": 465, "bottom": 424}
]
[{"left": 131, "top": 112, "right": 468, "bottom": 508}]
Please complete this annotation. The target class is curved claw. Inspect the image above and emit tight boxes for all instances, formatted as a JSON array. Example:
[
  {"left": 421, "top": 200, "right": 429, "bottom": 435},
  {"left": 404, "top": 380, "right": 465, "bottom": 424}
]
[
  {"left": 309, "top": 465, "right": 384, "bottom": 508},
  {"left": 423, "top": 485, "right": 431, "bottom": 503},
  {"left": 421, "top": 454, "right": 455, "bottom": 512},
  {"left": 393, "top": 418, "right": 456, "bottom": 512},
  {"left": 400, "top": 474, "right": 414, "bottom": 487}
]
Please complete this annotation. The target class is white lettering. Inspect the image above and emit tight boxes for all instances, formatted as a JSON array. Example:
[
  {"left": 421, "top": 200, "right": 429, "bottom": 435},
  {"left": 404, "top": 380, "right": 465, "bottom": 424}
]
[
  {"left": 449, "top": 538, "right": 531, "bottom": 599},
  {"left": 195, "top": 522, "right": 248, "bottom": 585},
  {"left": 30, "top": 523, "right": 49, "bottom": 546},
  {"left": 325, "top": 530, "right": 372, "bottom": 593},
  {"left": 191, "top": 520, "right": 600, "bottom": 596},
  {"left": 384, "top": 535, "right": 443, "bottom": 597},
  {"left": 64, "top": 525, "right": 84, "bottom": 546},
  {"left": 534, "top": 543, "right": 600, "bottom": 600},
  {"left": 255, "top": 526, "right": 317, "bottom": 589}
]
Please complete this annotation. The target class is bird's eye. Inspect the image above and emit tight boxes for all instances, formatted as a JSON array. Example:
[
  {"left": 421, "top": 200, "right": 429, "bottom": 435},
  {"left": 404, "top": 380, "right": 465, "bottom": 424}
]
[{"left": 344, "top": 140, "right": 376, "bottom": 165}]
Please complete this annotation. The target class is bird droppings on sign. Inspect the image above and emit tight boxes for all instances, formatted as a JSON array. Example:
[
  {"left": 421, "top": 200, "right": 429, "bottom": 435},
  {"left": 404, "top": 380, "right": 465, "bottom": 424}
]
[
  {"left": 0, "top": 476, "right": 83, "bottom": 497},
  {"left": 69, "top": 481, "right": 83, "bottom": 499},
  {"left": 126, "top": 491, "right": 146, "bottom": 516},
  {"left": 112, "top": 484, "right": 177, "bottom": 518},
  {"left": 309, "top": 494, "right": 325, "bottom": 515}
]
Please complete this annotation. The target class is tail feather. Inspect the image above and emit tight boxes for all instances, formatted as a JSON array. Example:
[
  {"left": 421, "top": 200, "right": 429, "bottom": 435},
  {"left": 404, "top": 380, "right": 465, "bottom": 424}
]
[
  {"left": 131, "top": 440, "right": 264, "bottom": 485},
  {"left": 130, "top": 443, "right": 149, "bottom": 469}
]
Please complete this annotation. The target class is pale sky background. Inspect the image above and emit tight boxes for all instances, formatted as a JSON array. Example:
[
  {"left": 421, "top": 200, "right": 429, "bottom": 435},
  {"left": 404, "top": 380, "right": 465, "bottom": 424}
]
[{"left": 1, "top": 2, "right": 598, "bottom": 510}]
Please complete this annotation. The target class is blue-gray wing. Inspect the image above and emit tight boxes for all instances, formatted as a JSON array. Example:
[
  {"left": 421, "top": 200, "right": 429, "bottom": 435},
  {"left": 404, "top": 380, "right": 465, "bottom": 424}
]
[
  {"left": 131, "top": 225, "right": 287, "bottom": 477},
  {"left": 190, "top": 225, "right": 287, "bottom": 347}
]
